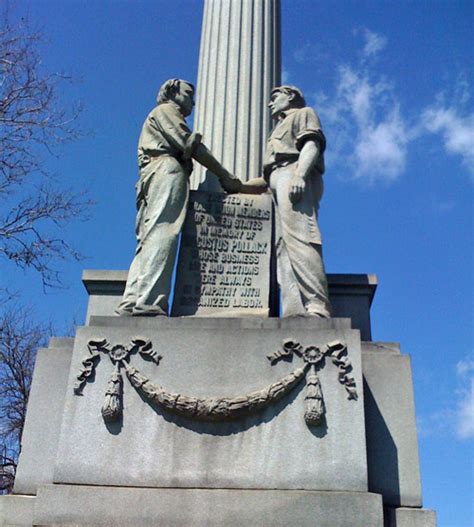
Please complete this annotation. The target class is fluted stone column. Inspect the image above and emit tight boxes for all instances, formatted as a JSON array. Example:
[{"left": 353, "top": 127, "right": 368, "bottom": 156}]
[{"left": 190, "top": 0, "right": 281, "bottom": 190}]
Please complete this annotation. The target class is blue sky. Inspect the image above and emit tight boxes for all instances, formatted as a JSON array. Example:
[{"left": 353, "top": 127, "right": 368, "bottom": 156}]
[{"left": 2, "top": 1, "right": 473, "bottom": 524}]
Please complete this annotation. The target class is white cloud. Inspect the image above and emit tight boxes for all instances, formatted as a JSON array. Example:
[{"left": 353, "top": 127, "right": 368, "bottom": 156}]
[
  {"left": 455, "top": 356, "right": 474, "bottom": 439},
  {"left": 314, "top": 63, "right": 409, "bottom": 183},
  {"left": 457, "top": 357, "right": 474, "bottom": 377},
  {"left": 306, "top": 30, "right": 473, "bottom": 185},
  {"left": 281, "top": 69, "right": 290, "bottom": 84},
  {"left": 418, "top": 354, "right": 474, "bottom": 440},
  {"left": 293, "top": 42, "right": 330, "bottom": 65},
  {"left": 431, "top": 197, "right": 456, "bottom": 213},
  {"left": 421, "top": 105, "right": 474, "bottom": 176},
  {"left": 355, "top": 110, "right": 407, "bottom": 181},
  {"left": 361, "top": 29, "right": 387, "bottom": 59}
]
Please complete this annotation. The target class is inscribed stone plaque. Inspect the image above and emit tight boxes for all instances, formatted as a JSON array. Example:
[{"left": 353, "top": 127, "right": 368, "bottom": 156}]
[{"left": 172, "top": 191, "right": 272, "bottom": 316}]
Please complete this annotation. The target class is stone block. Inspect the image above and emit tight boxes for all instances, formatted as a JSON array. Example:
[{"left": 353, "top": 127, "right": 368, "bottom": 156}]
[
  {"left": 172, "top": 191, "right": 274, "bottom": 317},
  {"left": 329, "top": 273, "right": 377, "bottom": 341},
  {"left": 363, "top": 345, "right": 422, "bottom": 507},
  {"left": 82, "top": 269, "right": 377, "bottom": 339},
  {"left": 48, "top": 336, "right": 74, "bottom": 349},
  {"left": 34, "top": 484, "right": 384, "bottom": 527},
  {"left": 89, "top": 314, "right": 353, "bottom": 332},
  {"left": 0, "top": 495, "right": 35, "bottom": 526},
  {"left": 385, "top": 507, "right": 437, "bottom": 527},
  {"left": 13, "top": 345, "right": 73, "bottom": 495},
  {"left": 82, "top": 269, "right": 128, "bottom": 323},
  {"left": 54, "top": 318, "right": 368, "bottom": 492}
]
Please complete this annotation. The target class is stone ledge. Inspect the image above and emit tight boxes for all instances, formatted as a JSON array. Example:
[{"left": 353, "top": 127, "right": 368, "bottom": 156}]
[
  {"left": 82, "top": 270, "right": 377, "bottom": 340},
  {"left": 362, "top": 342, "right": 401, "bottom": 354},
  {"left": 88, "top": 315, "right": 353, "bottom": 331},
  {"left": 48, "top": 337, "right": 75, "bottom": 349},
  {"left": 34, "top": 485, "right": 384, "bottom": 527},
  {"left": 82, "top": 269, "right": 377, "bottom": 300},
  {"left": 385, "top": 507, "right": 437, "bottom": 527},
  {"left": 0, "top": 494, "right": 35, "bottom": 526}
]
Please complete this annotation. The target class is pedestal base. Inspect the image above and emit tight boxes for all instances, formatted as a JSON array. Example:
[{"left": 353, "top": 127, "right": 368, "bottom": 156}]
[
  {"left": 0, "top": 495, "right": 35, "bottom": 527},
  {"left": 385, "top": 507, "right": 437, "bottom": 527},
  {"left": 35, "top": 485, "right": 383, "bottom": 527}
]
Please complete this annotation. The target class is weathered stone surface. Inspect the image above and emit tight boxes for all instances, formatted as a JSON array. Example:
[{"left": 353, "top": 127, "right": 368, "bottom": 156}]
[
  {"left": 13, "top": 344, "right": 73, "bottom": 495},
  {"left": 89, "top": 314, "right": 352, "bottom": 332},
  {"left": 385, "top": 507, "right": 437, "bottom": 527},
  {"left": 54, "top": 319, "right": 368, "bottom": 492},
  {"left": 330, "top": 273, "right": 377, "bottom": 340},
  {"left": 0, "top": 495, "right": 35, "bottom": 526},
  {"left": 362, "top": 345, "right": 422, "bottom": 507},
  {"left": 172, "top": 191, "right": 273, "bottom": 317},
  {"left": 82, "top": 270, "right": 377, "bottom": 340},
  {"left": 34, "top": 484, "right": 383, "bottom": 527}
]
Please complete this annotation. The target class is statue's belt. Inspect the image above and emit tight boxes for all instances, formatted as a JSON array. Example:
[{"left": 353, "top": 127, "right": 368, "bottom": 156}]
[
  {"left": 139, "top": 152, "right": 188, "bottom": 169},
  {"left": 264, "top": 155, "right": 299, "bottom": 178}
]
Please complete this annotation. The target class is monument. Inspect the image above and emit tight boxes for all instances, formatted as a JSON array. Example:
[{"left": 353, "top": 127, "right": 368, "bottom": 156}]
[{"left": 0, "top": 1, "right": 437, "bottom": 526}]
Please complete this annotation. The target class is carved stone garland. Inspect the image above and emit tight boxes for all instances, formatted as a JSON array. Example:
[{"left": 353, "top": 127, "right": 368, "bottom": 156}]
[{"left": 74, "top": 338, "right": 357, "bottom": 428}]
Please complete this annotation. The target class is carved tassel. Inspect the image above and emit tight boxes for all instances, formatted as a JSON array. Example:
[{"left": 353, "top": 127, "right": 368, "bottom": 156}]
[
  {"left": 304, "top": 367, "right": 325, "bottom": 426},
  {"left": 101, "top": 364, "right": 123, "bottom": 423}
]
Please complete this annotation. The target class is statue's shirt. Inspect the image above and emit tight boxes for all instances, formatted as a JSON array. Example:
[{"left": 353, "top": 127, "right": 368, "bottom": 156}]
[
  {"left": 263, "top": 107, "right": 326, "bottom": 178},
  {"left": 137, "top": 101, "right": 199, "bottom": 172}
]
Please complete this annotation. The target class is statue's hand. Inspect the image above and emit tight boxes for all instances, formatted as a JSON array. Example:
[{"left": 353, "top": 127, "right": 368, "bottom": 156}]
[
  {"left": 240, "top": 177, "right": 268, "bottom": 195},
  {"left": 219, "top": 173, "right": 243, "bottom": 194},
  {"left": 289, "top": 174, "right": 306, "bottom": 204}
]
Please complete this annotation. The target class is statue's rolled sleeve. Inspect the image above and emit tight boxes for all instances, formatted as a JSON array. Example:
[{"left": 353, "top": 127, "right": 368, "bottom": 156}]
[
  {"left": 293, "top": 107, "right": 326, "bottom": 153},
  {"left": 152, "top": 103, "right": 194, "bottom": 154},
  {"left": 183, "top": 132, "right": 202, "bottom": 160},
  {"left": 295, "top": 129, "right": 326, "bottom": 153}
]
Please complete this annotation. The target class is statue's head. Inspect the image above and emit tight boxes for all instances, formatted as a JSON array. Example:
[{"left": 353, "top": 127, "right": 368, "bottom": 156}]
[
  {"left": 157, "top": 79, "right": 195, "bottom": 117},
  {"left": 269, "top": 85, "right": 306, "bottom": 118}
]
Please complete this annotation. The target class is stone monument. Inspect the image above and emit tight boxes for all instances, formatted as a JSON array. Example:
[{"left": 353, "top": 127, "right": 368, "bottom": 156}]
[{"left": 0, "top": 1, "right": 437, "bottom": 526}]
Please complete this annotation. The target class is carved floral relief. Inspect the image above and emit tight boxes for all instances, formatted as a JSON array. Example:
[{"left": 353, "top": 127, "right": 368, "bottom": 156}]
[{"left": 74, "top": 337, "right": 357, "bottom": 429}]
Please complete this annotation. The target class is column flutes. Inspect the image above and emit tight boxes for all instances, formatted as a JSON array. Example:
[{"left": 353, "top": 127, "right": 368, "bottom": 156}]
[{"left": 191, "top": 0, "right": 281, "bottom": 190}]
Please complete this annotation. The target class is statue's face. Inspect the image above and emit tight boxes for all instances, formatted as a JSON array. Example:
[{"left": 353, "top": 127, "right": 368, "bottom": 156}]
[
  {"left": 174, "top": 83, "right": 195, "bottom": 117},
  {"left": 268, "top": 90, "right": 293, "bottom": 117}
]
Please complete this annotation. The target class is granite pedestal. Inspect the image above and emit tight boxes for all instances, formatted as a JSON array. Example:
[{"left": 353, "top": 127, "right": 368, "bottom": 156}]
[{"left": 0, "top": 274, "right": 436, "bottom": 526}]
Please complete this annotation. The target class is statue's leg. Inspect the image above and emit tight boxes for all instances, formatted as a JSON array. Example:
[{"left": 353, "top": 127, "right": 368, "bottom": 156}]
[
  {"left": 271, "top": 166, "right": 331, "bottom": 318},
  {"left": 132, "top": 157, "right": 189, "bottom": 316},
  {"left": 115, "top": 249, "right": 141, "bottom": 315},
  {"left": 270, "top": 168, "right": 305, "bottom": 317},
  {"left": 276, "top": 235, "right": 307, "bottom": 317},
  {"left": 303, "top": 243, "right": 331, "bottom": 317},
  {"left": 115, "top": 196, "right": 147, "bottom": 315}
]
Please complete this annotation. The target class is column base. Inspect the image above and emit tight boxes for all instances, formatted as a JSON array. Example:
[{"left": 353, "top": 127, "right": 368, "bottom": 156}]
[
  {"left": 0, "top": 495, "right": 35, "bottom": 526},
  {"left": 32, "top": 485, "right": 383, "bottom": 526},
  {"left": 385, "top": 507, "right": 437, "bottom": 527}
]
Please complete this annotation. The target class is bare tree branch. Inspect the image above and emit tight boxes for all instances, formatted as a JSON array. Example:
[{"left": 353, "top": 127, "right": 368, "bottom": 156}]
[
  {"left": 0, "top": 306, "right": 50, "bottom": 493},
  {"left": 0, "top": 11, "right": 91, "bottom": 287}
]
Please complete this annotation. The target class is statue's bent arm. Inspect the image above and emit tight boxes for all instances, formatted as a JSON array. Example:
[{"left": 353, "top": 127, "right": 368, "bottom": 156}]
[
  {"left": 289, "top": 139, "right": 320, "bottom": 204},
  {"left": 193, "top": 143, "right": 242, "bottom": 193}
]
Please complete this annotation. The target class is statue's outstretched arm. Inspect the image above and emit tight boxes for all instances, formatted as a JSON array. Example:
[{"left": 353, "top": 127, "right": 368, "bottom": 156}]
[{"left": 193, "top": 143, "right": 242, "bottom": 193}]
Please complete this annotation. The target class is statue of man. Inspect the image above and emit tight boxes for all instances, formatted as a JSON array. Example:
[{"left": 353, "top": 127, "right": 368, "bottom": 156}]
[
  {"left": 116, "top": 79, "right": 242, "bottom": 316},
  {"left": 262, "top": 85, "right": 331, "bottom": 318}
]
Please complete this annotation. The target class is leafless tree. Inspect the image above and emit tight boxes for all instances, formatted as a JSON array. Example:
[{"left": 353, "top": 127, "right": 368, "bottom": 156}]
[
  {"left": 0, "top": 307, "right": 50, "bottom": 493},
  {"left": 0, "top": 10, "right": 90, "bottom": 288}
]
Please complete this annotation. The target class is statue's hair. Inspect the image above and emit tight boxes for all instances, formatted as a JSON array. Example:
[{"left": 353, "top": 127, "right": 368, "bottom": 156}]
[
  {"left": 271, "top": 85, "right": 306, "bottom": 108},
  {"left": 157, "top": 79, "right": 195, "bottom": 105}
]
